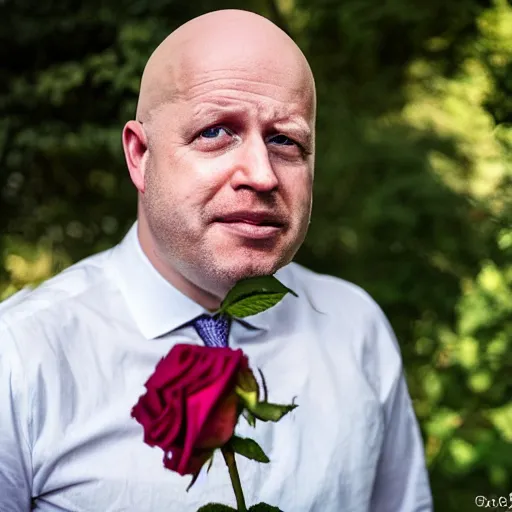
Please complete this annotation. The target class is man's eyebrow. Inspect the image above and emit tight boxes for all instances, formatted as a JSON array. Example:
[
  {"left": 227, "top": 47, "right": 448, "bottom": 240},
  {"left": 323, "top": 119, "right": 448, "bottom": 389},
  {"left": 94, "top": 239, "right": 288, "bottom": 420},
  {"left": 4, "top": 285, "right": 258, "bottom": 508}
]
[
  {"left": 191, "top": 104, "right": 312, "bottom": 145},
  {"left": 191, "top": 103, "right": 245, "bottom": 121},
  {"left": 273, "top": 118, "right": 312, "bottom": 147}
]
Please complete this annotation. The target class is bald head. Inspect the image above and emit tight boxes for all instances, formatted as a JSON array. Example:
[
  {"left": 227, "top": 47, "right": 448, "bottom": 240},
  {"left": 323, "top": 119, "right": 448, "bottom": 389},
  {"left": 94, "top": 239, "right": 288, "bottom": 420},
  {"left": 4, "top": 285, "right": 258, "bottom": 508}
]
[
  {"left": 123, "top": 9, "right": 317, "bottom": 306},
  {"left": 136, "top": 9, "right": 315, "bottom": 122}
]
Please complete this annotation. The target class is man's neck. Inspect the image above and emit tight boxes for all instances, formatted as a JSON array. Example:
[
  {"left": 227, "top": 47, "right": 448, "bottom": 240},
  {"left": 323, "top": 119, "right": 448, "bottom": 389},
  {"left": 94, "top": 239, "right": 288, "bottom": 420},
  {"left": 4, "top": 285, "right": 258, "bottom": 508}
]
[{"left": 136, "top": 221, "right": 222, "bottom": 312}]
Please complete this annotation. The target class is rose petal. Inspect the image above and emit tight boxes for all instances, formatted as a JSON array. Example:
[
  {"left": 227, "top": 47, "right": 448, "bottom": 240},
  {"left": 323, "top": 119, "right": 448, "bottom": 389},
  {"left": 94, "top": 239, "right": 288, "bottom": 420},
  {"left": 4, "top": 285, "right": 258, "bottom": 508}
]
[
  {"left": 178, "top": 352, "right": 244, "bottom": 475},
  {"left": 133, "top": 344, "right": 250, "bottom": 477},
  {"left": 182, "top": 349, "right": 245, "bottom": 396},
  {"left": 145, "top": 345, "right": 198, "bottom": 389},
  {"left": 150, "top": 394, "right": 184, "bottom": 450},
  {"left": 163, "top": 446, "right": 212, "bottom": 476},
  {"left": 148, "top": 345, "right": 245, "bottom": 394},
  {"left": 195, "top": 393, "right": 239, "bottom": 449},
  {"left": 132, "top": 391, "right": 166, "bottom": 447}
]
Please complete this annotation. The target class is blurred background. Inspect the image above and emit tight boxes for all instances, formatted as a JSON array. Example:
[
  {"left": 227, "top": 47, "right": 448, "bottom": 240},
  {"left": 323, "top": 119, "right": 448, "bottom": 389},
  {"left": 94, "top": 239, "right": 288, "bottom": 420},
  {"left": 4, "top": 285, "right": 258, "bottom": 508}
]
[{"left": 0, "top": 0, "right": 510, "bottom": 509}]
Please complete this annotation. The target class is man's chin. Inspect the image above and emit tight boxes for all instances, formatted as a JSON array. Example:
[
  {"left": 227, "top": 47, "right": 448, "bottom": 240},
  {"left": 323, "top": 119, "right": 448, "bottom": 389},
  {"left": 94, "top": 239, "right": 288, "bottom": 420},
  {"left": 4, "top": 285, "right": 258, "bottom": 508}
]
[
  {"left": 190, "top": 252, "right": 291, "bottom": 303},
  {"left": 203, "top": 236, "right": 296, "bottom": 285},
  {"left": 218, "top": 255, "right": 288, "bottom": 284}
]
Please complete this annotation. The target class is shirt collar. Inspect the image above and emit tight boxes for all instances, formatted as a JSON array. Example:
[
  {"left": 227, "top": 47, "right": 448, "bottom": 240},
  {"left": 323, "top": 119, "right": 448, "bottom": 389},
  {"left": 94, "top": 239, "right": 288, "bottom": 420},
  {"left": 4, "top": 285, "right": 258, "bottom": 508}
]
[{"left": 109, "top": 222, "right": 295, "bottom": 340}]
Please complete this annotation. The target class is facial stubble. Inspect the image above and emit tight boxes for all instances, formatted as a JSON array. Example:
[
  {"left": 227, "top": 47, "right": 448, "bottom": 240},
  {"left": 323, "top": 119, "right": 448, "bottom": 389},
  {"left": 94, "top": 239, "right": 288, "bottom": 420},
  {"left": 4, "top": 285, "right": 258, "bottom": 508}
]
[{"left": 142, "top": 157, "right": 311, "bottom": 298}]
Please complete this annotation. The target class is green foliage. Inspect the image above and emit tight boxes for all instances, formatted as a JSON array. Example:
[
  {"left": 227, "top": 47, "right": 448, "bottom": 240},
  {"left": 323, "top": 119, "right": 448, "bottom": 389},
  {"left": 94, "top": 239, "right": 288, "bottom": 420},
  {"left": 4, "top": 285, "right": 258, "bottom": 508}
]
[
  {"left": 222, "top": 294, "right": 287, "bottom": 318},
  {"left": 237, "top": 393, "right": 298, "bottom": 423},
  {"left": 196, "top": 504, "right": 236, "bottom": 512},
  {"left": 1, "top": 0, "right": 510, "bottom": 510},
  {"left": 248, "top": 504, "right": 282, "bottom": 511},
  {"left": 220, "top": 275, "right": 297, "bottom": 318},
  {"left": 229, "top": 436, "right": 270, "bottom": 463},
  {"left": 242, "top": 409, "right": 257, "bottom": 428}
]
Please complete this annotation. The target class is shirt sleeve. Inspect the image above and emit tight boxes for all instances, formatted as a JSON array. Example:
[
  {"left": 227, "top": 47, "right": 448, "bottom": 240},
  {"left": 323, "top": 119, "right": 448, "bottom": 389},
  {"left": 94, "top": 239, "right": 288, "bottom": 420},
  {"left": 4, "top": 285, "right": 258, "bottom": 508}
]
[
  {"left": 0, "top": 322, "right": 33, "bottom": 512},
  {"left": 368, "top": 308, "right": 433, "bottom": 511}
]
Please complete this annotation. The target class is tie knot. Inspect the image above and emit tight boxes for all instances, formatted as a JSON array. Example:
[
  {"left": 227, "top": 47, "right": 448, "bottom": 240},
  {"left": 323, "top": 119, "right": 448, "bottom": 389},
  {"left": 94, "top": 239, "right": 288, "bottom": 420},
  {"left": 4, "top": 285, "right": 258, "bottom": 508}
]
[{"left": 193, "top": 314, "right": 231, "bottom": 348}]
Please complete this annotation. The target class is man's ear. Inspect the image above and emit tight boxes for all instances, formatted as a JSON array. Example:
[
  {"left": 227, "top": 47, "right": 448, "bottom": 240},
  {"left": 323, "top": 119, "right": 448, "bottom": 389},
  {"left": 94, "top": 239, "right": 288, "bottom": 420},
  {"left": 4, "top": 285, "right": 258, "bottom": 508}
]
[{"left": 122, "top": 120, "right": 148, "bottom": 193}]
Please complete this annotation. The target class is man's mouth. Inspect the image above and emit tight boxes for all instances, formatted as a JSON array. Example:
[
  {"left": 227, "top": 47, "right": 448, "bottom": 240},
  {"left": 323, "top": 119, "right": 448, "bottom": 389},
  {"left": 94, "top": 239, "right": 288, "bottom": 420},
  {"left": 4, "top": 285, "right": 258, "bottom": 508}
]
[{"left": 214, "top": 211, "right": 286, "bottom": 239}]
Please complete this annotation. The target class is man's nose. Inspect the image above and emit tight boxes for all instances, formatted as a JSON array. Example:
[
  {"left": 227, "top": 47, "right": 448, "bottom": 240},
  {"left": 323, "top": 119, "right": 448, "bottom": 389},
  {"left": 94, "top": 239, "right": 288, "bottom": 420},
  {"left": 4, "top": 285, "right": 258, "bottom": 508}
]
[{"left": 230, "top": 137, "right": 279, "bottom": 193}]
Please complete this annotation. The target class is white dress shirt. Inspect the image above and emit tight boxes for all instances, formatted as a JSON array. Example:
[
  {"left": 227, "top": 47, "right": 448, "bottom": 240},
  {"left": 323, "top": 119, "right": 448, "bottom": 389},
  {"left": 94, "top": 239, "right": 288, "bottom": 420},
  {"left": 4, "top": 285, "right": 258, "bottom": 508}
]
[{"left": 0, "top": 223, "right": 433, "bottom": 512}]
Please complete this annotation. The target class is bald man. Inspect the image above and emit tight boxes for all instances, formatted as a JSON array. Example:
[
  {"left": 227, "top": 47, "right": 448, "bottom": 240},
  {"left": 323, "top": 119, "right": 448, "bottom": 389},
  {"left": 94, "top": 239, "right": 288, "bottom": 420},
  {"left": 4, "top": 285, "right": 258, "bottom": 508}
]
[{"left": 0, "top": 9, "right": 433, "bottom": 512}]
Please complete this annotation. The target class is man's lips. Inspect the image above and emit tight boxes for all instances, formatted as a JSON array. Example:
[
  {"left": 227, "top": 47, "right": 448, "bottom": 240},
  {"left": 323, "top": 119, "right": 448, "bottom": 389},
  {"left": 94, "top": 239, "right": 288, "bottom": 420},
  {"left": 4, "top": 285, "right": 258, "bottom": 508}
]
[
  {"left": 215, "top": 211, "right": 285, "bottom": 227},
  {"left": 214, "top": 211, "right": 286, "bottom": 239}
]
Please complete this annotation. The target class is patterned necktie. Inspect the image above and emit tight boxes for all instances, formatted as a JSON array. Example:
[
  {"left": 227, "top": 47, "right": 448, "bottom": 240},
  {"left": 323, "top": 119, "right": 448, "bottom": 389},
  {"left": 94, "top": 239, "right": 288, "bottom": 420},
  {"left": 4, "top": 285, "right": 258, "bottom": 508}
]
[{"left": 192, "top": 314, "right": 231, "bottom": 348}]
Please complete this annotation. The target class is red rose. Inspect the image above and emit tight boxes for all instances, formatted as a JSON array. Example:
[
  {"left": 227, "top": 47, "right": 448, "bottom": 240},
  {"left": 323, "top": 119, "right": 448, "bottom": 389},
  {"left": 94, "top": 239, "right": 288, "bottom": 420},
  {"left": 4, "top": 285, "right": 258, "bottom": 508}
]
[{"left": 131, "top": 343, "right": 249, "bottom": 476}]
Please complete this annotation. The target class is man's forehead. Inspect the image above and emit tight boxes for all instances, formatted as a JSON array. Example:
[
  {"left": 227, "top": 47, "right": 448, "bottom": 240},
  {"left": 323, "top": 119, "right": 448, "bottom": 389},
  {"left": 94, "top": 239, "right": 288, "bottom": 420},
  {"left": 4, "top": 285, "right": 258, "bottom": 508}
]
[
  {"left": 136, "top": 10, "right": 315, "bottom": 123},
  {"left": 172, "top": 45, "right": 309, "bottom": 93},
  {"left": 189, "top": 98, "right": 312, "bottom": 130},
  {"left": 175, "top": 72, "right": 311, "bottom": 105}
]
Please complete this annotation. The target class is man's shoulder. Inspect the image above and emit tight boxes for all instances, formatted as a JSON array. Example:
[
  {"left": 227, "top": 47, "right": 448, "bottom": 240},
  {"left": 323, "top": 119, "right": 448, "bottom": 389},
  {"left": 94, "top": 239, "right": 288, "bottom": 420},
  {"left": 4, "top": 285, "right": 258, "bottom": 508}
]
[
  {"left": 0, "top": 248, "right": 115, "bottom": 333},
  {"left": 286, "top": 263, "right": 403, "bottom": 389},
  {"left": 286, "top": 261, "right": 382, "bottom": 318}
]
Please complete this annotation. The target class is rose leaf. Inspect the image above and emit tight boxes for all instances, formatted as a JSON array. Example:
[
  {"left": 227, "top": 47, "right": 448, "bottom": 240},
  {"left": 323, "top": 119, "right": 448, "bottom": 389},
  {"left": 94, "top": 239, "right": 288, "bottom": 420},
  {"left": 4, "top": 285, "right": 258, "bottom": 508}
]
[
  {"left": 196, "top": 504, "right": 237, "bottom": 511},
  {"left": 223, "top": 294, "right": 285, "bottom": 318},
  {"left": 248, "top": 503, "right": 283, "bottom": 511},
  {"left": 247, "top": 401, "right": 298, "bottom": 423},
  {"left": 219, "top": 275, "right": 297, "bottom": 318},
  {"left": 229, "top": 435, "right": 270, "bottom": 463},
  {"left": 242, "top": 409, "right": 257, "bottom": 428}
]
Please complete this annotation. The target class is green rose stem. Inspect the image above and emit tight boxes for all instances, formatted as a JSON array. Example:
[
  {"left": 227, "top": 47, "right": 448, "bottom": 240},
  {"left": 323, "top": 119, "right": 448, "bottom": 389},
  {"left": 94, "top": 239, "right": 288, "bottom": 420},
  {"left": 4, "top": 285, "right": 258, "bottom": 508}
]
[{"left": 221, "top": 445, "right": 247, "bottom": 512}]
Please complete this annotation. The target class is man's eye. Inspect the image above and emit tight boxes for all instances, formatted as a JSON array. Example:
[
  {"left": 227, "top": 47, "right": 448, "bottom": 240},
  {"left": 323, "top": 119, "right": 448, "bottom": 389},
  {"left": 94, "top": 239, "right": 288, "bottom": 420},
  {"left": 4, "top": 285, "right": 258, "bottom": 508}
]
[
  {"left": 269, "top": 134, "right": 295, "bottom": 146},
  {"left": 199, "top": 126, "right": 230, "bottom": 139}
]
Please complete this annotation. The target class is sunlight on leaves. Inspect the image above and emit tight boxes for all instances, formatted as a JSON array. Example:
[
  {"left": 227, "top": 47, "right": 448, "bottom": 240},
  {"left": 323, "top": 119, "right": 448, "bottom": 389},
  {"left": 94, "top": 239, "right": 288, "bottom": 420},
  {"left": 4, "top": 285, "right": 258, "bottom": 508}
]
[
  {"left": 427, "top": 409, "right": 462, "bottom": 440},
  {"left": 488, "top": 404, "right": 512, "bottom": 442},
  {"left": 468, "top": 370, "right": 492, "bottom": 393},
  {"left": 455, "top": 337, "right": 479, "bottom": 370},
  {"left": 449, "top": 438, "right": 477, "bottom": 471}
]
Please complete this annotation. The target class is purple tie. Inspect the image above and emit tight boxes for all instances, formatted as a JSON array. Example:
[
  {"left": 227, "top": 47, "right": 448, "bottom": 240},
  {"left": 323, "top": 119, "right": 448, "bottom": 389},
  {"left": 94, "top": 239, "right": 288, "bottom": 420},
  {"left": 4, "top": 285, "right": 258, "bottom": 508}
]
[{"left": 192, "top": 314, "right": 231, "bottom": 348}]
